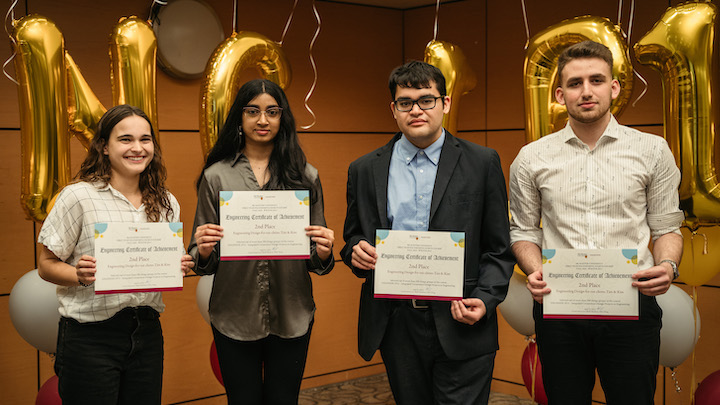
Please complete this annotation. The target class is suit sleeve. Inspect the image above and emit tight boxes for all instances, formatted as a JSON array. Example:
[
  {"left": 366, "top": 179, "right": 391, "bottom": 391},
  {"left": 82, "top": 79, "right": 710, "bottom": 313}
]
[
  {"left": 341, "top": 163, "right": 372, "bottom": 279},
  {"left": 473, "top": 150, "right": 515, "bottom": 317}
]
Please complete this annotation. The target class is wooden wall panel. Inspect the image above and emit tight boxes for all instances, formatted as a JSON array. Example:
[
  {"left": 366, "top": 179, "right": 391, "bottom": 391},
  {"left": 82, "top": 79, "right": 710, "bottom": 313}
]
[{"left": 0, "top": 130, "right": 36, "bottom": 292}]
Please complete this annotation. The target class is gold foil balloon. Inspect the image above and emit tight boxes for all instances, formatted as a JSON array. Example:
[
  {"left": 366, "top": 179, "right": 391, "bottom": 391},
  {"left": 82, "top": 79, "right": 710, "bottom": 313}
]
[
  {"left": 424, "top": 40, "right": 476, "bottom": 136},
  {"left": 200, "top": 31, "right": 291, "bottom": 155},
  {"left": 13, "top": 15, "right": 70, "bottom": 222},
  {"left": 110, "top": 16, "right": 159, "bottom": 134},
  {"left": 13, "top": 14, "right": 159, "bottom": 222},
  {"left": 66, "top": 53, "right": 105, "bottom": 148},
  {"left": 524, "top": 16, "right": 633, "bottom": 142},
  {"left": 635, "top": 2, "right": 719, "bottom": 231}
]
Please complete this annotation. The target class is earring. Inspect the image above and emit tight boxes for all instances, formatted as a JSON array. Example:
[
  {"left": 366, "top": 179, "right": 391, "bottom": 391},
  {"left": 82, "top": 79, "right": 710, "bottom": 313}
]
[{"left": 237, "top": 125, "right": 243, "bottom": 136}]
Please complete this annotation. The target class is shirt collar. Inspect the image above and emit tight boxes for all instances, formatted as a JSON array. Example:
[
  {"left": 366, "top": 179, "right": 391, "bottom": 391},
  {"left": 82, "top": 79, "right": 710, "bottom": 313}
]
[
  {"left": 231, "top": 151, "right": 245, "bottom": 166},
  {"left": 561, "top": 114, "right": 620, "bottom": 145},
  {"left": 397, "top": 130, "right": 445, "bottom": 166}
]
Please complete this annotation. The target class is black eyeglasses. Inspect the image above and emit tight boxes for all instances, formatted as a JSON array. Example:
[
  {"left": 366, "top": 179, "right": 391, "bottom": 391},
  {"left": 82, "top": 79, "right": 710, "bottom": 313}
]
[
  {"left": 242, "top": 107, "right": 283, "bottom": 120},
  {"left": 393, "top": 96, "right": 443, "bottom": 112}
]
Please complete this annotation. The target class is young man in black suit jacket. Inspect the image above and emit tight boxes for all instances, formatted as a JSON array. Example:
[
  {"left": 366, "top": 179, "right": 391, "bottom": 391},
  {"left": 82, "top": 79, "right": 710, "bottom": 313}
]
[{"left": 341, "top": 61, "right": 515, "bottom": 405}]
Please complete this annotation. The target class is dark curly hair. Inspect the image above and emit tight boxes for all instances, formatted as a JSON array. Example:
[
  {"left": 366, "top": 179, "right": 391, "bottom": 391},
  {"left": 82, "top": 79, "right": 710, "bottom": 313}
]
[{"left": 75, "top": 104, "right": 173, "bottom": 222}]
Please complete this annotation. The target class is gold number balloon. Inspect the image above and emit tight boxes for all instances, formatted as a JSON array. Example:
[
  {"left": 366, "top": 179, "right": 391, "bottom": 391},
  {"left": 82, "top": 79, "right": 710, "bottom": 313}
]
[
  {"left": 635, "top": 2, "right": 719, "bottom": 231},
  {"left": 13, "top": 16, "right": 71, "bottom": 223},
  {"left": 424, "top": 40, "right": 476, "bottom": 136},
  {"left": 523, "top": 16, "right": 633, "bottom": 142},
  {"left": 200, "top": 31, "right": 291, "bottom": 155},
  {"left": 13, "top": 14, "right": 159, "bottom": 222}
]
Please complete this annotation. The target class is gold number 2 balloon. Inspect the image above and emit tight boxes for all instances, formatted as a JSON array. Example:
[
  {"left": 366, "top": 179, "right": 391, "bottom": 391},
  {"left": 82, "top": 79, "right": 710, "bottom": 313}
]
[
  {"left": 523, "top": 16, "right": 633, "bottom": 143},
  {"left": 424, "top": 40, "right": 477, "bottom": 136},
  {"left": 635, "top": 2, "right": 719, "bottom": 231}
]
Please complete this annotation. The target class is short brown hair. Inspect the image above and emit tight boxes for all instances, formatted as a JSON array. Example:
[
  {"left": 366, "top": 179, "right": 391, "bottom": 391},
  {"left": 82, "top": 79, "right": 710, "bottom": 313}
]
[{"left": 557, "top": 40, "right": 613, "bottom": 84}]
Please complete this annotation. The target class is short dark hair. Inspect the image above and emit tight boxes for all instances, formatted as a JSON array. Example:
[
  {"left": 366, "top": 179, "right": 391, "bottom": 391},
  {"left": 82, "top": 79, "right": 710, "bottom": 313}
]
[
  {"left": 557, "top": 40, "right": 614, "bottom": 84},
  {"left": 388, "top": 61, "right": 446, "bottom": 100}
]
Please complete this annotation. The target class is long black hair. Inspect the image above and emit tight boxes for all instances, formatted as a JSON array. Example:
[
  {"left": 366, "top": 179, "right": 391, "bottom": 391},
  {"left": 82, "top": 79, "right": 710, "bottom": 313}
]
[{"left": 197, "top": 79, "right": 313, "bottom": 195}]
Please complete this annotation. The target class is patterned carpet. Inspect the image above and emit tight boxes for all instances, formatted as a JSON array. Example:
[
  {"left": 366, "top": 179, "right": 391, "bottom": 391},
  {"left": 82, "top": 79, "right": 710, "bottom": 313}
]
[{"left": 298, "top": 373, "right": 536, "bottom": 405}]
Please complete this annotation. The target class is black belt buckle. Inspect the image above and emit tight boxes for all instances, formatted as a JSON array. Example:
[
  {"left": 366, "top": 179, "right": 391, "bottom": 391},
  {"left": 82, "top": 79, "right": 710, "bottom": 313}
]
[{"left": 412, "top": 299, "right": 429, "bottom": 309}]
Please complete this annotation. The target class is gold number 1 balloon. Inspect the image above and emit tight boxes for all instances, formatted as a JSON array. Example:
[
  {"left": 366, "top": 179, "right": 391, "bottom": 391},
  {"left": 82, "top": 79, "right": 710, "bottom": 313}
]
[{"left": 635, "top": 2, "right": 719, "bottom": 231}]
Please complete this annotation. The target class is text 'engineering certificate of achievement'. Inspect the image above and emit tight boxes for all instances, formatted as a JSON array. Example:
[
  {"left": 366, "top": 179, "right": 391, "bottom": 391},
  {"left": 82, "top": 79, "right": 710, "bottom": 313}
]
[
  {"left": 219, "top": 190, "right": 310, "bottom": 261},
  {"left": 94, "top": 222, "right": 184, "bottom": 294},
  {"left": 542, "top": 248, "right": 639, "bottom": 320},
  {"left": 374, "top": 230, "right": 465, "bottom": 301}
]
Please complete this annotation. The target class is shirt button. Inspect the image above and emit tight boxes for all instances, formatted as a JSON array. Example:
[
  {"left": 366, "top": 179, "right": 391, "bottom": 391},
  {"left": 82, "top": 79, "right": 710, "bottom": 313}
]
[
  {"left": 419, "top": 195, "right": 423, "bottom": 200},
  {"left": 419, "top": 151, "right": 425, "bottom": 155},
  {"left": 419, "top": 169, "right": 424, "bottom": 173}
]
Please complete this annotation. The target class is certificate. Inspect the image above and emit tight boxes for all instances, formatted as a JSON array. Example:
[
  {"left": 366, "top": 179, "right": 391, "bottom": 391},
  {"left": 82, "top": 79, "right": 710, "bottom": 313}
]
[
  {"left": 542, "top": 249, "right": 639, "bottom": 320},
  {"left": 374, "top": 230, "right": 465, "bottom": 300},
  {"left": 94, "top": 222, "right": 184, "bottom": 294},
  {"left": 219, "top": 190, "right": 310, "bottom": 260}
]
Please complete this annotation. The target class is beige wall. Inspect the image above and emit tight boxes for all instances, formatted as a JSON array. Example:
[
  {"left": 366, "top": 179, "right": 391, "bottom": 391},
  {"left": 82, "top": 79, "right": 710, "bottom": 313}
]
[{"left": 1, "top": 0, "right": 719, "bottom": 403}]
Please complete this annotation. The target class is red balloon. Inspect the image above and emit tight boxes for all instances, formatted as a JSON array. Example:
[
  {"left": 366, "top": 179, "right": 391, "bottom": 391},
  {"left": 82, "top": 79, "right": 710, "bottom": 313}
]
[
  {"left": 210, "top": 340, "right": 224, "bottom": 386},
  {"left": 520, "top": 342, "right": 548, "bottom": 405},
  {"left": 696, "top": 369, "right": 720, "bottom": 405},
  {"left": 35, "top": 375, "right": 61, "bottom": 405}
]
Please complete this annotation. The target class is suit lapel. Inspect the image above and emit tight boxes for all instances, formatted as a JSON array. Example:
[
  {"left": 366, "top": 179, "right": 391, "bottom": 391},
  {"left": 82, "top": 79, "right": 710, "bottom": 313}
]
[
  {"left": 430, "top": 132, "right": 461, "bottom": 222},
  {"left": 373, "top": 134, "right": 401, "bottom": 229}
]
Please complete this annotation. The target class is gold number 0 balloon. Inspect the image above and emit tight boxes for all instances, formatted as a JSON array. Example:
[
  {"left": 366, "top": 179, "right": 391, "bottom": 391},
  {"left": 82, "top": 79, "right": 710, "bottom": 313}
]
[
  {"left": 13, "top": 14, "right": 159, "bottom": 222},
  {"left": 200, "top": 31, "right": 291, "bottom": 156},
  {"left": 635, "top": 2, "right": 719, "bottom": 231},
  {"left": 523, "top": 16, "right": 634, "bottom": 142},
  {"left": 424, "top": 40, "right": 477, "bottom": 136}
]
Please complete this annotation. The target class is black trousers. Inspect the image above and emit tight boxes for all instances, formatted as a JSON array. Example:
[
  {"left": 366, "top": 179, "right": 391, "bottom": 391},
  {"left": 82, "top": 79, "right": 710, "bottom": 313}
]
[
  {"left": 379, "top": 303, "right": 496, "bottom": 405},
  {"left": 55, "top": 307, "right": 164, "bottom": 405},
  {"left": 212, "top": 323, "right": 313, "bottom": 405},
  {"left": 533, "top": 295, "right": 662, "bottom": 405}
]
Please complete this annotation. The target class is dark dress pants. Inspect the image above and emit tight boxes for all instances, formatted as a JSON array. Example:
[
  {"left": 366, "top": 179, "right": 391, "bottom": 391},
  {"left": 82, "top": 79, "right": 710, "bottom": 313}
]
[
  {"left": 212, "top": 323, "right": 313, "bottom": 405},
  {"left": 534, "top": 295, "right": 662, "bottom": 405},
  {"left": 379, "top": 303, "right": 496, "bottom": 405},
  {"left": 55, "top": 306, "right": 164, "bottom": 405}
]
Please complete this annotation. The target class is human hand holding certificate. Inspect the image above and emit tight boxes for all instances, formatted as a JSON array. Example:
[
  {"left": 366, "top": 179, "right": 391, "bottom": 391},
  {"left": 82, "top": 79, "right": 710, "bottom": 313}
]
[
  {"left": 94, "top": 222, "right": 184, "bottom": 294},
  {"left": 374, "top": 230, "right": 465, "bottom": 300},
  {"left": 219, "top": 190, "right": 310, "bottom": 260},
  {"left": 542, "top": 249, "right": 639, "bottom": 320}
]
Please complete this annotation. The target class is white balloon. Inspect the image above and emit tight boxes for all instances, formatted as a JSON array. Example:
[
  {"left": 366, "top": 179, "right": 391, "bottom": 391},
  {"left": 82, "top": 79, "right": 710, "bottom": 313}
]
[
  {"left": 657, "top": 285, "right": 701, "bottom": 368},
  {"left": 195, "top": 274, "right": 214, "bottom": 325},
  {"left": 8, "top": 269, "right": 60, "bottom": 353},
  {"left": 499, "top": 271, "right": 535, "bottom": 336}
]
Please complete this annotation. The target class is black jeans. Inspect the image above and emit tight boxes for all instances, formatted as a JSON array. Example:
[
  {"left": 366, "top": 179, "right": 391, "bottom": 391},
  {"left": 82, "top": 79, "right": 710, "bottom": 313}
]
[
  {"left": 55, "top": 307, "right": 164, "bottom": 405},
  {"left": 534, "top": 295, "right": 662, "bottom": 405},
  {"left": 379, "top": 303, "right": 496, "bottom": 405},
  {"left": 212, "top": 323, "right": 313, "bottom": 405}
]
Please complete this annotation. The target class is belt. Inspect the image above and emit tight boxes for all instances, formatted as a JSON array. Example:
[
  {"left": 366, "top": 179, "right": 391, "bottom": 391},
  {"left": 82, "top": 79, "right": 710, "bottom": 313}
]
[{"left": 411, "top": 299, "right": 430, "bottom": 309}]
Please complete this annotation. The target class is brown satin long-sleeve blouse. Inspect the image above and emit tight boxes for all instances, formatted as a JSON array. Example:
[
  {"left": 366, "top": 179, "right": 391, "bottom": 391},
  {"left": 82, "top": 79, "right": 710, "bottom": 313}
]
[{"left": 189, "top": 153, "right": 334, "bottom": 340}]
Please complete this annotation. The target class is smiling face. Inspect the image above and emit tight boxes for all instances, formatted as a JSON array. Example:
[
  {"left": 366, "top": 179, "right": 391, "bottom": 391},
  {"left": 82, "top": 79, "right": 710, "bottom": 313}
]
[
  {"left": 390, "top": 81, "right": 450, "bottom": 149},
  {"left": 241, "top": 93, "right": 281, "bottom": 148},
  {"left": 555, "top": 57, "right": 620, "bottom": 126},
  {"left": 103, "top": 114, "right": 154, "bottom": 182}
]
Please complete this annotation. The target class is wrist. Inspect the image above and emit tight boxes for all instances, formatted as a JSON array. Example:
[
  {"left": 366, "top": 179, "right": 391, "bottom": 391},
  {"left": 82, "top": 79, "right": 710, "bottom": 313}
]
[{"left": 659, "top": 259, "right": 679, "bottom": 280}]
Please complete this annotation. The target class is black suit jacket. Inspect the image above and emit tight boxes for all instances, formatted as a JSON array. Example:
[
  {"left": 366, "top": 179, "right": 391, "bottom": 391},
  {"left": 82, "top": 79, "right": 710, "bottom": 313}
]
[{"left": 341, "top": 131, "right": 515, "bottom": 361}]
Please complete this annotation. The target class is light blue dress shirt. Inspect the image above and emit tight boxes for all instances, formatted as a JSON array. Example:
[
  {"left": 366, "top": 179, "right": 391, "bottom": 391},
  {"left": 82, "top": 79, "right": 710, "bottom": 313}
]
[{"left": 387, "top": 131, "right": 445, "bottom": 231}]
